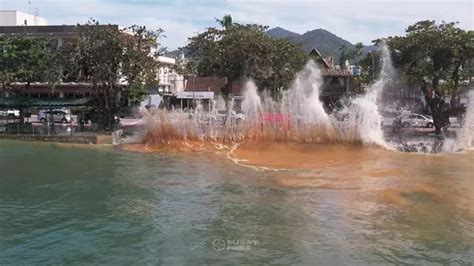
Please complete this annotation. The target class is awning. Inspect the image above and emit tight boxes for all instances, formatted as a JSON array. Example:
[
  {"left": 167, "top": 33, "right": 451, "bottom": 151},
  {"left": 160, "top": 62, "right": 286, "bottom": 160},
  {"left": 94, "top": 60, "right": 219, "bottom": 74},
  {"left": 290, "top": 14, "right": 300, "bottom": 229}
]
[
  {"left": 177, "top": 91, "right": 214, "bottom": 99},
  {"left": 0, "top": 97, "right": 97, "bottom": 108}
]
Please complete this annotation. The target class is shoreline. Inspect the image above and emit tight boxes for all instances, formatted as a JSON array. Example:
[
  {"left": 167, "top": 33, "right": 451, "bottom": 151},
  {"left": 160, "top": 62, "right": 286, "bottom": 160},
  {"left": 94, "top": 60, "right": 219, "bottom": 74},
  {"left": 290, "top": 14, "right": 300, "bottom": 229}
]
[{"left": 0, "top": 132, "right": 113, "bottom": 145}]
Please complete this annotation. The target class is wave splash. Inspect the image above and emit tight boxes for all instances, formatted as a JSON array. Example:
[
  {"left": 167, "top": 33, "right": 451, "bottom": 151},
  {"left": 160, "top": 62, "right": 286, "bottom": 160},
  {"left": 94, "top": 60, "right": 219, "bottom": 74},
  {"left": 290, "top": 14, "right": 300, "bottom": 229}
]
[
  {"left": 140, "top": 45, "right": 394, "bottom": 148},
  {"left": 137, "top": 44, "right": 472, "bottom": 153}
]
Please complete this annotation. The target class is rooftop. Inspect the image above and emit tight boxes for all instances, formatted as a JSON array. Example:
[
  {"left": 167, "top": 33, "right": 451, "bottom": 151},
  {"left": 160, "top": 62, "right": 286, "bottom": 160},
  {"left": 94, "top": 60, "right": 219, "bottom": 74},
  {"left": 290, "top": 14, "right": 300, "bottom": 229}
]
[
  {"left": 0, "top": 24, "right": 119, "bottom": 36},
  {"left": 0, "top": 10, "right": 48, "bottom": 26},
  {"left": 0, "top": 97, "right": 96, "bottom": 108}
]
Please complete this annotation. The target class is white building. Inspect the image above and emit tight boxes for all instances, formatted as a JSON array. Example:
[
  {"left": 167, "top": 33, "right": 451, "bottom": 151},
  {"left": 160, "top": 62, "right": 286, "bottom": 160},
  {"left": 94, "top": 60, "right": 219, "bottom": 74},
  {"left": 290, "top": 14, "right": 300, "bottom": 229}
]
[
  {"left": 157, "top": 56, "right": 184, "bottom": 95},
  {"left": 0, "top": 10, "right": 48, "bottom": 26},
  {"left": 141, "top": 56, "right": 185, "bottom": 108}
]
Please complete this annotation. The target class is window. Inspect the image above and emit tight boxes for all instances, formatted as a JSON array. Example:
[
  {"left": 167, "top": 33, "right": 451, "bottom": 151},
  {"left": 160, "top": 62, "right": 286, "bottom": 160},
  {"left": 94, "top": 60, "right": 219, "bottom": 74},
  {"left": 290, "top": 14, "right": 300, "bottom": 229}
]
[{"left": 24, "top": 20, "right": 28, "bottom": 25}]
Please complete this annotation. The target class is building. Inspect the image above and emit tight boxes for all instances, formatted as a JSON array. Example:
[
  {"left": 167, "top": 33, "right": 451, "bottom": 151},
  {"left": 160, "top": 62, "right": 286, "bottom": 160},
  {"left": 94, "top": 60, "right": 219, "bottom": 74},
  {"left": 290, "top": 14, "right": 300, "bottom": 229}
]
[
  {"left": 0, "top": 20, "right": 186, "bottom": 115},
  {"left": 140, "top": 56, "right": 185, "bottom": 108},
  {"left": 308, "top": 48, "right": 358, "bottom": 107},
  {"left": 0, "top": 22, "right": 118, "bottom": 49},
  {"left": 0, "top": 10, "right": 48, "bottom": 26},
  {"left": 0, "top": 24, "right": 88, "bottom": 54},
  {"left": 0, "top": 13, "right": 178, "bottom": 101},
  {"left": 156, "top": 56, "right": 184, "bottom": 95},
  {"left": 167, "top": 76, "right": 221, "bottom": 110},
  {"left": 168, "top": 76, "right": 248, "bottom": 111},
  {"left": 173, "top": 48, "right": 357, "bottom": 110},
  {"left": 0, "top": 22, "right": 119, "bottom": 99}
]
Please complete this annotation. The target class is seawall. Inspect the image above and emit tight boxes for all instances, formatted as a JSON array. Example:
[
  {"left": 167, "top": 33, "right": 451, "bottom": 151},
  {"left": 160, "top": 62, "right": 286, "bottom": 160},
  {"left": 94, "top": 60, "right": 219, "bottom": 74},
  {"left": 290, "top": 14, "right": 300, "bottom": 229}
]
[{"left": 0, "top": 133, "right": 113, "bottom": 144}]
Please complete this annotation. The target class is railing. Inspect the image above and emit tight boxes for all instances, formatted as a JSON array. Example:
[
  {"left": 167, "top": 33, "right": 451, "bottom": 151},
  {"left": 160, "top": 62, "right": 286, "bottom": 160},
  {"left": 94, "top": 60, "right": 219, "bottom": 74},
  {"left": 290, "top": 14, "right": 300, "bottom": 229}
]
[
  {"left": 0, "top": 118, "right": 108, "bottom": 137},
  {"left": 0, "top": 122, "right": 74, "bottom": 136}
]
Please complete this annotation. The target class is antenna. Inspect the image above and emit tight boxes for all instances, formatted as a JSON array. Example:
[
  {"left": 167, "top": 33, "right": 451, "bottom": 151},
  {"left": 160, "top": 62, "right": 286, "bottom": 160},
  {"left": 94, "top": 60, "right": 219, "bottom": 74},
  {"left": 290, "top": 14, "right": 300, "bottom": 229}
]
[{"left": 28, "top": 0, "right": 31, "bottom": 14}]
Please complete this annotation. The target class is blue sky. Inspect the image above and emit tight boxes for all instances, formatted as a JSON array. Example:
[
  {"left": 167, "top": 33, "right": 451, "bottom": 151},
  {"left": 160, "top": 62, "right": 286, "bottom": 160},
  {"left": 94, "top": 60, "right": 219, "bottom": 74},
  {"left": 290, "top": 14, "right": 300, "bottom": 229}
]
[{"left": 2, "top": 0, "right": 473, "bottom": 50}]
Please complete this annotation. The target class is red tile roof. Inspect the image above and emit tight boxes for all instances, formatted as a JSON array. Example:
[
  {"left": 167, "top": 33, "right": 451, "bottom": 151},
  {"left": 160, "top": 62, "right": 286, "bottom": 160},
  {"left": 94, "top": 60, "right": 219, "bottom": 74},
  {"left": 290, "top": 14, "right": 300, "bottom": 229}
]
[
  {"left": 184, "top": 76, "right": 246, "bottom": 95},
  {"left": 184, "top": 76, "right": 226, "bottom": 93}
]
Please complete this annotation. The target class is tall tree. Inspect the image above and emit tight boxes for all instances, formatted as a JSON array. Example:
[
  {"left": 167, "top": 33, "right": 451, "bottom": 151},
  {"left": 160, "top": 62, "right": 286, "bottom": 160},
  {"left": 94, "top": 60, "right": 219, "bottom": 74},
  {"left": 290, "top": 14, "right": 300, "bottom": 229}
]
[
  {"left": 60, "top": 20, "right": 163, "bottom": 130},
  {"left": 338, "top": 42, "right": 364, "bottom": 68},
  {"left": 186, "top": 15, "right": 306, "bottom": 98},
  {"left": 358, "top": 47, "right": 382, "bottom": 84},
  {"left": 121, "top": 25, "right": 163, "bottom": 103},
  {"left": 387, "top": 20, "right": 474, "bottom": 134},
  {"left": 338, "top": 45, "right": 349, "bottom": 68}
]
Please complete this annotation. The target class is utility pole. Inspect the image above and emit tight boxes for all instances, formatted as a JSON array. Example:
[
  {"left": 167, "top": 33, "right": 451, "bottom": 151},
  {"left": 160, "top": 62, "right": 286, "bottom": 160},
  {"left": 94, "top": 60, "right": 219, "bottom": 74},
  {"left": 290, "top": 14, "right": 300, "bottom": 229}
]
[
  {"left": 368, "top": 51, "right": 375, "bottom": 82},
  {"left": 192, "top": 75, "right": 195, "bottom": 111}
]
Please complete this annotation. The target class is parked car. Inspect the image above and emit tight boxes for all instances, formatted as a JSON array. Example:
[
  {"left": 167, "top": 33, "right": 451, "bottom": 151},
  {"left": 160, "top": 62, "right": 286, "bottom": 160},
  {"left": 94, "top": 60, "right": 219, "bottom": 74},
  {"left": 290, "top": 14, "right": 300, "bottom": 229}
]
[
  {"left": 381, "top": 106, "right": 403, "bottom": 117},
  {"left": 38, "top": 109, "right": 73, "bottom": 123},
  {"left": 394, "top": 113, "right": 434, "bottom": 128},
  {"left": 0, "top": 109, "right": 20, "bottom": 119}
]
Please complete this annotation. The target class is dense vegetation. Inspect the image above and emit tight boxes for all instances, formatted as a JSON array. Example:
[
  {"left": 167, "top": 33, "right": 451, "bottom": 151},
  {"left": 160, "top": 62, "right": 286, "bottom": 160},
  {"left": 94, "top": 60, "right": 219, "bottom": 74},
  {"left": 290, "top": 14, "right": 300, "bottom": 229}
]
[
  {"left": 1, "top": 16, "right": 473, "bottom": 135},
  {"left": 386, "top": 21, "right": 474, "bottom": 134},
  {"left": 60, "top": 20, "right": 162, "bottom": 129},
  {"left": 185, "top": 15, "right": 307, "bottom": 98},
  {"left": 0, "top": 36, "right": 59, "bottom": 89},
  {"left": 0, "top": 20, "right": 162, "bottom": 130}
]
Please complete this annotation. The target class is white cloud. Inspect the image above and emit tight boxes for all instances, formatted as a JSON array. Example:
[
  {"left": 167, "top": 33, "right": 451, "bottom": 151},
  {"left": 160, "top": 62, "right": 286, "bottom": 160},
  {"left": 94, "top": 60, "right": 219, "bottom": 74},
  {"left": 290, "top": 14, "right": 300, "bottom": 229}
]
[
  {"left": 2, "top": 0, "right": 473, "bottom": 49},
  {"left": 226, "top": 0, "right": 473, "bottom": 44}
]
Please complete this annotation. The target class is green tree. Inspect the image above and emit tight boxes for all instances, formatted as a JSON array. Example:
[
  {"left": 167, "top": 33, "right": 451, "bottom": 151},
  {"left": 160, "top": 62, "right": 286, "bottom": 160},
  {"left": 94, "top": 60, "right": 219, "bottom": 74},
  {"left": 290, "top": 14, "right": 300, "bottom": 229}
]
[
  {"left": 358, "top": 48, "right": 382, "bottom": 84},
  {"left": 121, "top": 25, "right": 164, "bottom": 103},
  {"left": 338, "top": 45, "right": 349, "bottom": 68},
  {"left": 186, "top": 15, "right": 306, "bottom": 98},
  {"left": 215, "top": 14, "right": 237, "bottom": 30},
  {"left": 0, "top": 36, "right": 59, "bottom": 91},
  {"left": 338, "top": 42, "right": 364, "bottom": 68},
  {"left": 61, "top": 20, "right": 162, "bottom": 130},
  {"left": 387, "top": 20, "right": 474, "bottom": 134}
]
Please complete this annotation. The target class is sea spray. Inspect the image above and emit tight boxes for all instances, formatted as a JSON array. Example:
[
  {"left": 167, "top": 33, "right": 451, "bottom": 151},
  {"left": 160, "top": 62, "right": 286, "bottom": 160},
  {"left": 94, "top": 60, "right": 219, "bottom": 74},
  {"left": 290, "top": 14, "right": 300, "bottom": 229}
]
[
  {"left": 283, "top": 60, "right": 330, "bottom": 125},
  {"left": 138, "top": 50, "right": 397, "bottom": 148},
  {"left": 418, "top": 91, "right": 474, "bottom": 153},
  {"left": 282, "top": 60, "right": 334, "bottom": 139},
  {"left": 241, "top": 80, "right": 262, "bottom": 122},
  {"left": 240, "top": 60, "right": 335, "bottom": 141},
  {"left": 341, "top": 44, "right": 395, "bottom": 149},
  {"left": 458, "top": 91, "right": 474, "bottom": 150}
]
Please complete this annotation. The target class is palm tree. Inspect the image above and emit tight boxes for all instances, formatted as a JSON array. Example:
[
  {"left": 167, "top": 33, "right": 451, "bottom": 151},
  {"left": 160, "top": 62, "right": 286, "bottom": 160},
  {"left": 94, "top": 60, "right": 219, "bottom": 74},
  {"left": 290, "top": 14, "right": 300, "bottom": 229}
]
[{"left": 215, "top": 15, "right": 234, "bottom": 30}]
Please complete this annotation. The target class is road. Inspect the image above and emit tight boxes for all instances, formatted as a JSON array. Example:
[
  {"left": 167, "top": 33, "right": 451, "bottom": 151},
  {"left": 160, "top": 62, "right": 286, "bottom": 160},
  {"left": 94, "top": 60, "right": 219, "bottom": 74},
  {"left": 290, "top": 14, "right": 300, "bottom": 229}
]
[
  {"left": 382, "top": 116, "right": 462, "bottom": 129},
  {"left": 0, "top": 115, "right": 463, "bottom": 134}
]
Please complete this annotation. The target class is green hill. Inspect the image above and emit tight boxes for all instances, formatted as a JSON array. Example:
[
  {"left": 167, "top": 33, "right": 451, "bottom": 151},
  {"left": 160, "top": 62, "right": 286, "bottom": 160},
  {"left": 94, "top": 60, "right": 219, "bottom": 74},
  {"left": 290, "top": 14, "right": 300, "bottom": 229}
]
[
  {"left": 267, "top": 27, "right": 375, "bottom": 60},
  {"left": 165, "top": 27, "right": 378, "bottom": 62}
]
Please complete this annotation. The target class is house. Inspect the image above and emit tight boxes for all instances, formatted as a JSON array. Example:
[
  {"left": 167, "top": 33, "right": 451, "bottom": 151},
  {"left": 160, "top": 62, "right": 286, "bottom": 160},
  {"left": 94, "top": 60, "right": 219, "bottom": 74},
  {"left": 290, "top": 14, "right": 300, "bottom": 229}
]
[
  {"left": 308, "top": 48, "right": 358, "bottom": 107},
  {"left": 170, "top": 76, "right": 226, "bottom": 110}
]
